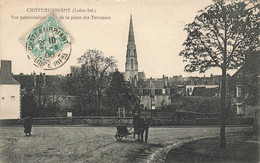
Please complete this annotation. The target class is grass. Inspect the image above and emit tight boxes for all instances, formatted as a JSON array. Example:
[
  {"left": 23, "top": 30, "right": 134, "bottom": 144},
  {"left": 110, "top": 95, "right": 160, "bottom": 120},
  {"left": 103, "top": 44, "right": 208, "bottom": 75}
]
[{"left": 166, "top": 131, "right": 259, "bottom": 163}]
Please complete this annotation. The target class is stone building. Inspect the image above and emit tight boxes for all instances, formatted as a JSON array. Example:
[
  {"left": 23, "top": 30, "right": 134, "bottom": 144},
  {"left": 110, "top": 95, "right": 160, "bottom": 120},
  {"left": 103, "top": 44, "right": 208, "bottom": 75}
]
[
  {"left": 0, "top": 60, "right": 20, "bottom": 119},
  {"left": 123, "top": 15, "right": 146, "bottom": 83},
  {"left": 122, "top": 16, "right": 173, "bottom": 110},
  {"left": 140, "top": 76, "right": 171, "bottom": 110},
  {"left": 229, "top": 48, "right": 260, "bottom": 118}
]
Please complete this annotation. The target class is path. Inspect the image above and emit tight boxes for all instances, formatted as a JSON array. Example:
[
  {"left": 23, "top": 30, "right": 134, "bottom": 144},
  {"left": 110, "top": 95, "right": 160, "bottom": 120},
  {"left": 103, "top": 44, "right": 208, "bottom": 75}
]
[{"left": 0, "top": 126, "right": 252, "bottom": 163}]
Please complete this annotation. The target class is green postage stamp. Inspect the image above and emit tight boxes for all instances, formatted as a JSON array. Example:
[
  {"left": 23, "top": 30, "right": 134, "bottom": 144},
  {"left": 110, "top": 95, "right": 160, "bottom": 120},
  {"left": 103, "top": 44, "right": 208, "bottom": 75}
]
[{"left": 20, "top": 13, "right": 75, "bottom": 70}]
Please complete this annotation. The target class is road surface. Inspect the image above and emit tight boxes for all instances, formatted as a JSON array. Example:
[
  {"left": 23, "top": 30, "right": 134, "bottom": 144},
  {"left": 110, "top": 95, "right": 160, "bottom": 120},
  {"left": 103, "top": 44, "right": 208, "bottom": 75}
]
[{"left": 0, "top": 126, "right": 252, "bottom": 163}]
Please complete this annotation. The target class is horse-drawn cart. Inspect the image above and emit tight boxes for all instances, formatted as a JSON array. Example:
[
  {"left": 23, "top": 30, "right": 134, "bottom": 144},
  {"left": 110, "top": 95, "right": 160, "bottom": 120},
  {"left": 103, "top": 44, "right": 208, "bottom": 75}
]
[{"left": 115, "top": 125, "right": 137, "bottom": 141}]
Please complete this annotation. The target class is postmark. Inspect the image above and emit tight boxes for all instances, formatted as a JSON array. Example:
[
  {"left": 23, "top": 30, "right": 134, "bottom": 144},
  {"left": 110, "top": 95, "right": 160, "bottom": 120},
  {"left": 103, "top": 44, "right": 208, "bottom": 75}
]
[{"left": 20, "top": 13, "right": 75, "bottom": 70}]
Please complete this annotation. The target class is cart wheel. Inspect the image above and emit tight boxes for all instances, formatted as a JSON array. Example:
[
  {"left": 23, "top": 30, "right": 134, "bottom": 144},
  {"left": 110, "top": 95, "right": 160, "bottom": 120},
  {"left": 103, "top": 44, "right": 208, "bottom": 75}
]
[{"left": 115, "top": 132, "right": 123, "bottom": 141}]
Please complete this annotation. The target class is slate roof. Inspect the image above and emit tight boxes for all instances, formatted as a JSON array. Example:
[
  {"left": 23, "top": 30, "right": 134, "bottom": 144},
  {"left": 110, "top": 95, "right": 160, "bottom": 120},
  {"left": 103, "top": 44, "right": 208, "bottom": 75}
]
[
  {"left": 144, "top": 79, "right": 167, "bottom": 89},
  {"left": 192, "top": 87, "right": 219, "bottom": 97},
  {"left": 0, "top": 77, "right": 20, "bottom": 85},
  {"left": 138, "top": 72, "right": 146, "bottom": 80}
]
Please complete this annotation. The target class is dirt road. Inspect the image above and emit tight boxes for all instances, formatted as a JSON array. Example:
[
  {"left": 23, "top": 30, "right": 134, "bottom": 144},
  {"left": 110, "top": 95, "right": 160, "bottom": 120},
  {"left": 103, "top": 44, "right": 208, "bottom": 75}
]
[{"left": 0, "top": 126, "right": 252, "bottom": 163}]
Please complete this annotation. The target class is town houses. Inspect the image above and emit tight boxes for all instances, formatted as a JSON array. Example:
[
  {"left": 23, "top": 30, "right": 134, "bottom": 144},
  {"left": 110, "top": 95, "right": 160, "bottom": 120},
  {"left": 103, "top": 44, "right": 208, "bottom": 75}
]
[{"left": 1, "top": 15, "right": 258, "bottom": 120}]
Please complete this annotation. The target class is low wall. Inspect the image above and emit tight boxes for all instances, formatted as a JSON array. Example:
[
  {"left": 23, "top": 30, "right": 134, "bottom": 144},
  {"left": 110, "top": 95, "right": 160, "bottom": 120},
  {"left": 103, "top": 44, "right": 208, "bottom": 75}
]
[
  {"left": 194, "top": 118, "right": 255, "bottom": 125},
  {"left": 33, "top": 117, "right": 133, "bottom": 125},
  {"left": 0, "top": 116, "right": 255, "bottom": 126}
]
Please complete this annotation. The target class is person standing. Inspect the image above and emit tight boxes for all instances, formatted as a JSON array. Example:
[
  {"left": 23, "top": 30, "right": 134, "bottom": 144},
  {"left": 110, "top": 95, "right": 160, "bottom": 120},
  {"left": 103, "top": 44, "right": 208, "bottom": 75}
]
[
  {"left": 139, "top": 116, "right": 145, "bottom": 142},
  {"left": 143, "top": 115, "right": 150, "bottom": 143},
  {"left": 133, "top": 112, "right": 140, "bottom": 140},
  {"left": 24, "top": 116, "right": 32, "bottom": 136}
]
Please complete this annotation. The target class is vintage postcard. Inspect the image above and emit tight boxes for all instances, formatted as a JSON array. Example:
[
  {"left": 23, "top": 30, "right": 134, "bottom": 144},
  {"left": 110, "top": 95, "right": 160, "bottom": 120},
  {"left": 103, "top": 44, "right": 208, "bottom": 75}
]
[{"left": 0, "top": 0, "right": 259, "bottom": 162}]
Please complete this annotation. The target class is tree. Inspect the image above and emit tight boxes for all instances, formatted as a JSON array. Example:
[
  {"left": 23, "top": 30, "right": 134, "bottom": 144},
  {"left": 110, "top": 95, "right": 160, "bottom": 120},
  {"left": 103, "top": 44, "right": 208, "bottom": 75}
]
[
  {"left": 180, "top": 1, "right": 259, "bottom": 148},
  {"left": 16, "top": 73, "right": 67, "bottom": 117},
  {"left": 32, "top": 74, "right": 67, "bottom": 117},
  {"left": 77, "top": 49, "right": 117, "bottom": 110},
  {"left": 105, "top": 70, "right": 132, "bottom": 112},
  {"left": 20, "top": 88, "right": 37, "bottom": 118},
  {"left": 63, "top": 69, "right": 96, "bottom": 112}
]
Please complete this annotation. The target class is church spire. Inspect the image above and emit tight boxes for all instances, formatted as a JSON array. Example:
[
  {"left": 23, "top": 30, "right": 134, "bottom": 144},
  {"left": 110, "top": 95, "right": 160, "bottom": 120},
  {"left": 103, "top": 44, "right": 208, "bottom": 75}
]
[
  {"left": 128, "top": 15, "right": 135, "bottom": 44},
  {"left": 125, "top": 15, "right": 138, "bottom": 82},
  {"left": 126, "top": 15, "right": 137, "bottom": 57}
]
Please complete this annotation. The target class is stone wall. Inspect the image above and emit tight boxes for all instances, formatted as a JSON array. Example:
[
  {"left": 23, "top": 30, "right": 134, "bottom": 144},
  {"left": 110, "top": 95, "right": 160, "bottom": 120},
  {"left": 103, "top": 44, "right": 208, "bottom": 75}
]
[{"left": 0, "top": 116, "right": 254, "bottom": 126}]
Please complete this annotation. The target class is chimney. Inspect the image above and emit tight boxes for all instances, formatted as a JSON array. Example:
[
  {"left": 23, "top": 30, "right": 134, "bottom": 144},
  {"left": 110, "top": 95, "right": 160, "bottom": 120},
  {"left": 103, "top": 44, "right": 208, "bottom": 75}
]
[
  {"left": 33, "top": 72, "right": 36, "bottom": 87},
  {"left": 165, "top": 76, "right": 168, "bottom": 87},
  {"left": 162, "top": 75, "right": 168, "bottom": 87},
  {"left": 0, "top": 60, "right": 12, "bottom": 84}
]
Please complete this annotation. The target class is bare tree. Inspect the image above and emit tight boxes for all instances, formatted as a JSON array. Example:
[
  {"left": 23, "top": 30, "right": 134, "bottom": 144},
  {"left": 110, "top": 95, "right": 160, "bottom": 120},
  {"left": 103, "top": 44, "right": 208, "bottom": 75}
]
[
  {"left": 78, "top": 49, "right": 117, "bottom": 110},
  {"left": 180, "top": 1, "right": 259, "bottom": 148}
]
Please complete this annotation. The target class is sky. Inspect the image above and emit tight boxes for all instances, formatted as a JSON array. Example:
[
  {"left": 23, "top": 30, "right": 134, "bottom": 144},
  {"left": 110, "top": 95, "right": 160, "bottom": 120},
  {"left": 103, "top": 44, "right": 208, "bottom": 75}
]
[{"left": 0, "top": 0, "right": 233, "bottom": 78}]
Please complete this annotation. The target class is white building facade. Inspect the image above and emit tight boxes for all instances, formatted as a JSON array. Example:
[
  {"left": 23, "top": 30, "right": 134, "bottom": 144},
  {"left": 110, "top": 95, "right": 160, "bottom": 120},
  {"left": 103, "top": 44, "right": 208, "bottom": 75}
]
[{"left": 0, "top": 60, "right": 20, "bottom": 119}]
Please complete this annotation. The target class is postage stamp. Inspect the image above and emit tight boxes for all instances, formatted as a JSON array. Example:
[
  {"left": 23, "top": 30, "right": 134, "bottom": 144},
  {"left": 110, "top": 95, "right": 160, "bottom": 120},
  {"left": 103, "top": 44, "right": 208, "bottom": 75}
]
[{"left": 19, "top": 13, "right": 75, "bottom": 70}]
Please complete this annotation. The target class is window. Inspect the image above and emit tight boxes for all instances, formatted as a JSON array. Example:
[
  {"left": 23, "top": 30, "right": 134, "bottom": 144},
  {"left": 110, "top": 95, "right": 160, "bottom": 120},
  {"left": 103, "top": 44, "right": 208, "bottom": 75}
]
[
  {"left": 236, "top": 103, "right": 245, "bottom": 115},
  {"left": 187, "top": 87, "right": 193, "bottom": 96},
  {"left": 131, "top": 59, "right": 134, "bottom": 70},
  {"left": 236, "top": 85, "right": 242, "bottom": 98},
  {"left": 155, "top": 89, "right": 162, "bottom": 95},
  {"left": 67, "top": 112, "right": 72, "bottom": 117},
  {"left": 162, "top": 89, "right": 166, "bottom": 94},
  {"left": 11, "top": 96, "right": 15, "bottom": 100}
]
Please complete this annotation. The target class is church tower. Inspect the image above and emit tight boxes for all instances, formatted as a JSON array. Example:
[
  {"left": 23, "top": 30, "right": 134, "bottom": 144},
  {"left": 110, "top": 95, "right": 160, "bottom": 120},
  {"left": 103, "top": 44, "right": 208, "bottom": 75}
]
[{"left": 125, "top": 15, "right": 138, "bottom": 83}]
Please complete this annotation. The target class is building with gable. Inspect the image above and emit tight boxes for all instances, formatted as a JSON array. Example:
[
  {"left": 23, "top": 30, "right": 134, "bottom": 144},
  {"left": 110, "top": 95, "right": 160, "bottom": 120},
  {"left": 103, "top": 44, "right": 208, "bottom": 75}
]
[
  {"left": 140, "top": 76, "right": 171, "bottom": 110},
  {"left": 0, "top": 60, "right": 20, "bottom": 119},
  {"left": 229, "top": 48, "right": 260, "bottom": 118}
]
